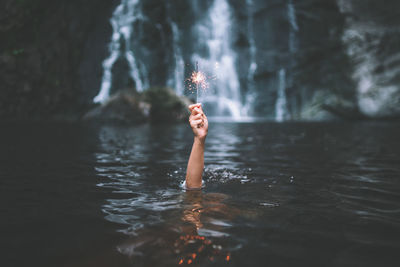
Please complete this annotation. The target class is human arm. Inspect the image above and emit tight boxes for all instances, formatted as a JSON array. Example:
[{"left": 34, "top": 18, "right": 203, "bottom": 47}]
[{"left": 185, "top": 104, "right": 208, "bottom": 189}]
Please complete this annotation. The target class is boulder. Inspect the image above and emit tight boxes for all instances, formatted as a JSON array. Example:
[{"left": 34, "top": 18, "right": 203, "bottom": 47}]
[
  {"left": 83, "top": 87, "right": 193, "bottom": 124},
  {"left": 83, "top": 90, "right": 149, "bottom": 124},
  {"left": 143, "top": 87, "right": 193, "bottom": 123}
]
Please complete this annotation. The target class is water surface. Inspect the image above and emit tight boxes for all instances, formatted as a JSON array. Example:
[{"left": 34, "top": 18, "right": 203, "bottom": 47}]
[{"left": 1, "top": 122, "right": 400, "bottom": 266}]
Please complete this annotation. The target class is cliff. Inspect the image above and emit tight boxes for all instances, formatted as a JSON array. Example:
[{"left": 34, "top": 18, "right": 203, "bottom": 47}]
[{"left": 0, "top": 0, "right": 119, "bottom": 120}]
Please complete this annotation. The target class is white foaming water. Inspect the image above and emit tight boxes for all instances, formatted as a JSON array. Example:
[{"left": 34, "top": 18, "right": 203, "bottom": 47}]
[
  {"left": 273, "top": 0, "right": 297, "bottom": 121},
  {"left": 93, "top": 0, "right": 148, "bottom": 104},
  {"left": 166, "top": 2, "right": 185, "bottom": 96},
  {"left": 243, "top": 0, "right": 257, "bottom": 116},
  {"left": 275, "top": 69, "right": 288, "bottom": 122},
  {"left": 167, "top": 20, "right": 185, "bottom": 96},
  {"left": 287, "top": 0, "right": 298, "bottom": 53},
  {"left": 192, "top": 0, "right": 244, "bottom": 119}
]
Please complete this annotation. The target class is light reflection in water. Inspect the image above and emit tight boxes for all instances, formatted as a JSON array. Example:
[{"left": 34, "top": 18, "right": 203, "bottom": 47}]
[
  {"left": 112, "top": 190, "right": 240, "bottom": 265},
  {"left": 94, "top": 124, "right": 246, "bottom": 264},
  {"left": 176, "top": 191, "right": 233, "bottom": 264}
]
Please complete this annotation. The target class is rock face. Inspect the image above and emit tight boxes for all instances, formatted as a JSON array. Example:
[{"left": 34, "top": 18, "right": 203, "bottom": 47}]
[
  {"left": 338, "top": 0, "right": 400, "bottom": 118},
  {"left": 0, "top": 0, "right": 119, "bottom": 120},
  {"left": 83, "top": 88, "right": 192, "bottom": 124},
  {"left": 143, "top": 87, "right": 193, "bottom": 123},
  {"left": 83, "top": 90, "right": 149, "bottom": 124}
]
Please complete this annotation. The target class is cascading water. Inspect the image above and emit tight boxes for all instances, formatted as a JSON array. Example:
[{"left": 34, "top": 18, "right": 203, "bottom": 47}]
[
  {"left": 191, "top": 0, "right": 244, "bottom": 119},
  {"left": 166, "top": 2, "right": 185, "bottom": 96},
  {"left": 274, "top": 0, "right": 298, "bottom": 121},
  {"left": 287, "top": 0, "right": 299, "bottom": 53},
  {"left": 275, "top": 69, "right": 288, "bottom": 122},
  {"left": 93, "top": 0, "right": 148, "bottom": 104},
  {"left": 243, "top": 0, "right": 257, "bottom": 116},
  {"left": 94, "top": 0, "right": 288, "bottom": 120},
  {"left": 167, "top": 21, "right": 185, "bottom": 96}
]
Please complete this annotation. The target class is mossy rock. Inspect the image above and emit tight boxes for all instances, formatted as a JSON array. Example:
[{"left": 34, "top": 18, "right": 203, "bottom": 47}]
[
  {"left": 83, "top": 90, "right": 149, "bottom": 124},
  {"left": 143, "top": 87, "right": 192, "bottom": 123}
]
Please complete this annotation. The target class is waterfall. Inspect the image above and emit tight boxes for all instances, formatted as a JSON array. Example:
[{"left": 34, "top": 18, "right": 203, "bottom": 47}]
[
  {"left": 243, "top": 0, "right": 257, "bottom": 116},
  {"left": 167, "top": 20, "right": 185, "bottom": 96},
  {"left": 287, "top": 0, "right": 298, "bottom": 53},
  {"left": 275, "top": 69, "right": 288, "bottom": 122},
  {"left": 191, "top": 0, "right": 244, "bottom": 119},
  {"left": 273, "top": 0, "right": 298, "bottom": 121},
  {"left": 93, "top": 0, "right": 148, "bottom": 104}
]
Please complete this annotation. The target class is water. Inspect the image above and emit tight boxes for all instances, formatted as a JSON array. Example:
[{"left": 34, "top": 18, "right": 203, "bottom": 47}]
[
  {"left": 167, "top": 18, "right": 185, "bottom": 96},
  {"left": 94, "top": 0, "right": 148, "bottom": 103},
  {"left": 244, "top": 0, "right": 257, "bottom": 116},
  {"left": 275, "top": 69, "right": 288, "bottom": 122},
  {"left": 287, "top": 0, "right": 298, "bottom": 53},
  {"left": 93, "top": 0, "right": 249, "bottom": 118},
  {"left": 191, "top": 0, "right": 243, "bottom": 118},
  {"left": 2, "top": 121, "right": 400, "bottom": 266}
]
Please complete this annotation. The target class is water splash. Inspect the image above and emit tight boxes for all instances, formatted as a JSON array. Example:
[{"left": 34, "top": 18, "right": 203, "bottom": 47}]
[{"left": 93, "top": 0, "right": 148, "bottom": 104}]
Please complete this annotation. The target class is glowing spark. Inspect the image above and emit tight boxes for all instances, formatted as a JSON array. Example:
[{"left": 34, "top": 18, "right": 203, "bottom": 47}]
[
  {"left": 190, "top": 71, "right": 207, "bottom": 90},
  {"left": 185, "top": 61, "right": 222, "bottom": 102},
  {"left": 185, "top": 62, "right": 209, "bottom": 103}
]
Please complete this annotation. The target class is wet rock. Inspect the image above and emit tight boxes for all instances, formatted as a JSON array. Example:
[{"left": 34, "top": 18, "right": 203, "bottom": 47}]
[
  {"left": 83, "top": 90, "right": 149, "bottom": 124},
  {"left": 83, "top": 87, "right": 192, "bottom": 124},
  {"left": 338, "top": 0, "right": 400, "bottom": 118},
  {"left": 0, "top": 0, "right": 119, "bottom": 120},
  {"left": 143, "top": 87, "right": 192, "bottom": 123},
  {"left": 300, "top": 90, "right": 361, "bottom": 120}
]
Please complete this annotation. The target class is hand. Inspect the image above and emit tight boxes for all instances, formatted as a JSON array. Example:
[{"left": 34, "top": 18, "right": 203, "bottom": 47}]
[{"left": 188, "top": 103, "right": 208, "bottom": 141}]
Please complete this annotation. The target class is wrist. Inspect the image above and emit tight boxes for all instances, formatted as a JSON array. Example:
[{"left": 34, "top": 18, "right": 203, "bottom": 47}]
[{"left": 194, "top": 136, "right": 206, "bottom": 145}]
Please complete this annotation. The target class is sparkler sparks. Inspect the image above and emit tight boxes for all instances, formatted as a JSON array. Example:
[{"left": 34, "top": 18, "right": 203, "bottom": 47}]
[
  {"left": 185, "top": 61, "right": 220, "bottom": 103},
  {"left": 190, "top": 71, "right": 207, "bottom": 90},
  {"left": 186, "top": 62, "right": 209, "bottom": 103}
]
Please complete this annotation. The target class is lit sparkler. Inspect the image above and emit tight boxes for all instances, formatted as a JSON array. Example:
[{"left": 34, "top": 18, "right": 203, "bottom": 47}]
[{"left": 187, "top": 61, "right": 208, "bottom": 103}]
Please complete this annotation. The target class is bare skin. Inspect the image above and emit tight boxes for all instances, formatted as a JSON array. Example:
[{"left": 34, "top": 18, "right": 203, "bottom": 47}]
[{"left": 185, "top": 103, "right": 208, "bottom": 189}]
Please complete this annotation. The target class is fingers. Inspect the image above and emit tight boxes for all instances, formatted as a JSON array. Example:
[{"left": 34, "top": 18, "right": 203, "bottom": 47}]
[
  {"left": 188, "top": 103, "right": 207, "bottom": 129},
  {"left": 188, "top": 103, "right": 201, "bottom": 112},
  {"left": 189, "top": 113, "right": 204, "bottom": 127},
  {"left": 190, "top": 119, "right": 203, "bottom": 128},
  {"left": 191, "top": 113, "right": 202, "bottom": 120},
  {"left": 189, "top": 114, "right": 203, "bottom": 123},
  {"left": 189, "top": 104, "right": 205, "bottom": 118},
  {"left": 192, "top": 107, "right": 204, "bottom": 117}
]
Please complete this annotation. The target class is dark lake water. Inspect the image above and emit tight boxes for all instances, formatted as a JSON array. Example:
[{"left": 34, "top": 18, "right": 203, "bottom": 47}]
[{"left": 1, "top": 121, "right": 400, "bottom": 266}]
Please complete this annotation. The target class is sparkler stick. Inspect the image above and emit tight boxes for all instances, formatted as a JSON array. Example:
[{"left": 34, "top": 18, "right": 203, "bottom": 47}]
[
  {"left": 186, "top": 62, "right": 207, "bottom": 104},
  {"left": 195, "top": 61, "right": 199, "bottom": 103}
]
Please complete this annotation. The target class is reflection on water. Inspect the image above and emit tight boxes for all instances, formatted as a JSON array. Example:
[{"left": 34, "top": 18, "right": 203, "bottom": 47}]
[
  {"left": 94, "top": 123, "right": 251, "bottom": 265},
  {"left": 2, "top": 122, "right": 400, "bottom": 266},
  {"left": 176, "top": 191, "right": 233, "bottom": 264},
  {"left": 115, "top": 191, "right": 236, "bottom": 265},
  {"left": 94, "top": 122, "right": 400, "bottom": 266}
]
